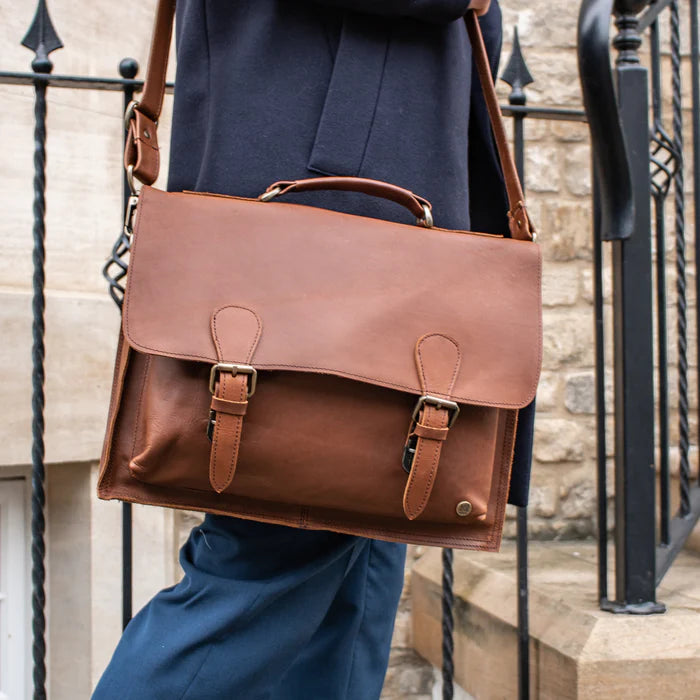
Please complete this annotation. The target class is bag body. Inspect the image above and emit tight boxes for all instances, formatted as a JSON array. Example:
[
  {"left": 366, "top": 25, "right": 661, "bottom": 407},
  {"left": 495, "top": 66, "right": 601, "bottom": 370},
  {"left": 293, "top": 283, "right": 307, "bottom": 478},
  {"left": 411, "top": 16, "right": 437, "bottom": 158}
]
[{"left": 97, "top": 3, "right": 542, "bottom": 551}]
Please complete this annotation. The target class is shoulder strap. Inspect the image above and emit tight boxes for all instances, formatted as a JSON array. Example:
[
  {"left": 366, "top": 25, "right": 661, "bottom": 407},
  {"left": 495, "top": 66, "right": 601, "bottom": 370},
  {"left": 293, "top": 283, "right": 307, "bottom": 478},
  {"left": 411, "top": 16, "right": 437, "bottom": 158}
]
[
  {"left": 464, "top": 12, "right": 534, "bottom": 240},
  {"left": 124, "top": 1, "right": 534, "bottom": 241}
]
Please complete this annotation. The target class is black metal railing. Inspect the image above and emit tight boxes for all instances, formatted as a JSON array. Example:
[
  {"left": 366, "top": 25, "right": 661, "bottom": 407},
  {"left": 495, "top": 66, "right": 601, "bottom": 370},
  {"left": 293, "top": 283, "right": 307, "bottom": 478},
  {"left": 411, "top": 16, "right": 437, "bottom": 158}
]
[
  {"left": 579, "top": 0, "right": 700, "bottom": 613},
  {"left": 1, "top": 1, "right": 645, "bottom": 698}
]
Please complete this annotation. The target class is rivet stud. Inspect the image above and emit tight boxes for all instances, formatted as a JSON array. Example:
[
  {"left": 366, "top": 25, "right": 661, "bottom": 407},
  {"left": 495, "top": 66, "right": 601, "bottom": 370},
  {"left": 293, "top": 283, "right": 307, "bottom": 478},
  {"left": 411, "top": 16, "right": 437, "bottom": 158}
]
[{"left": 456, "top": 500, "right": 472, "bottom": 517}]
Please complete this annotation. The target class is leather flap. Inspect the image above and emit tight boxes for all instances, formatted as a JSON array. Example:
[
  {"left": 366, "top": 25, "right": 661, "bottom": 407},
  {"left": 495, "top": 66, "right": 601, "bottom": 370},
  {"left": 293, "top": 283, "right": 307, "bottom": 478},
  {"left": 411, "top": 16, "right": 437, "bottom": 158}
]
[{"left": 123, "top": 186, "right": 542, "bottom": 408}]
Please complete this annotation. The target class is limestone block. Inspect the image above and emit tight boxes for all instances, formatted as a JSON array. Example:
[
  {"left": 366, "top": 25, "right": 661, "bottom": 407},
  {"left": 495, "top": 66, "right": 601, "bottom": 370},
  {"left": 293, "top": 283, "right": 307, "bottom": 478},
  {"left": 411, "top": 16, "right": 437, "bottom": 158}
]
[
  {"left": 525, "top": 145, "right": 561, "bottom": 193},
  {"left": 412, "top": 543, "right": 700, "bottom": 700},
  {"left": 551, "top": 121, "right": 589, "bottom": 143},
  {"left": 564, "top": 144, "right": 592, "bottom": 197},
  {"left": 534, "top": 418, "right": 589, "bottom": 463},
  {"left": 0, "top": 2, "right": 165, "bottom": 79},
  {"left": 668, "top": 445, "right": 699, "bottom": 479},
  {"left": 518, "top": 118, "right": 551, "bottom": 143},
  {"left": 518, "top": 51, "right": 582, "bottom": 107},
  {"left": 540, "top": 201, "right": 593, "bottom": 262},
  {"left": 48, "top": 462, "right": 93, "bottom": 700},
  {"left": 542, "top": 261, "right": 580, "bottom": 307},
  {"left": 0, "top": 290, "right": 120, "bottom": 467},
  {"left": 542, "top": 309, "right": 594, "bottom": 368},
  {"left": 501, "top": 2, "right": 579, "bottom": 51},
  {"left": 382, "top": 650, "right": 434, "bottom": 700},
  {"left": 564, "top": 372, "right": 595, "bottom": 414},
  {"left": 0, "top": 0, "right": 173, "bottom": 297},
  {"left": 89, "top": 484, "right": 123, "bottom": 687},
  {"left": 530, "top": 484, "right": 558, "bottom": 518},
  {"left": 534, "top": 371, "right": 561, "bottom": 412},
  {"left": 559, "top": 479, "right": 596, "bottom": 520},
  {"left": 580, "top": 266, "right": 612, "bottom": 304}
]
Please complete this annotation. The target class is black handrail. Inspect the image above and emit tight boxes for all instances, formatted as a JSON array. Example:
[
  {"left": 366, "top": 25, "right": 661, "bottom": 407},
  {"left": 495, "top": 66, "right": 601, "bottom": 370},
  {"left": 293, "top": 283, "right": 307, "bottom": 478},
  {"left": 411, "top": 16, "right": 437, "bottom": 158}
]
[
  {"left": 579, "top": 0, "right": 700, "bottom": 613},
  {"left": 578, "top": 0, "right": 635, "bottom": 241}
]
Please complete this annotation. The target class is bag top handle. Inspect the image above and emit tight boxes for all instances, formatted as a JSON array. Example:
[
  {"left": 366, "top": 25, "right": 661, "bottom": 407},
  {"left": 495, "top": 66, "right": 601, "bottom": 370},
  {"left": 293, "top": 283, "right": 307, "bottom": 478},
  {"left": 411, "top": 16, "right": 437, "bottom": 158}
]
[{"left": 124, "top": 1, "right": 534, "bottom": 242}]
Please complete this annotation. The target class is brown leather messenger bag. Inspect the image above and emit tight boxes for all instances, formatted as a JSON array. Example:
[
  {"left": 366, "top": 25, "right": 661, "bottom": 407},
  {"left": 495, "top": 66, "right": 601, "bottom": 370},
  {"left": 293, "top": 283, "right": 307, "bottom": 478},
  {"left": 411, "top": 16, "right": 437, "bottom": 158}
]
[{"left": 97, "top": 0, "right": 542, "bottom": 551}]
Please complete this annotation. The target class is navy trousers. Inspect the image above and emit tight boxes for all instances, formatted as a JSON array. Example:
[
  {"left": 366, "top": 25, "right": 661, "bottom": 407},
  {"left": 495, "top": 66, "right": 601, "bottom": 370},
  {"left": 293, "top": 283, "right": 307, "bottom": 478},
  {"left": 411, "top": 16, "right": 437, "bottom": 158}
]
[{"left": 93, "top": 515, "right": 407, "bottom": 699}]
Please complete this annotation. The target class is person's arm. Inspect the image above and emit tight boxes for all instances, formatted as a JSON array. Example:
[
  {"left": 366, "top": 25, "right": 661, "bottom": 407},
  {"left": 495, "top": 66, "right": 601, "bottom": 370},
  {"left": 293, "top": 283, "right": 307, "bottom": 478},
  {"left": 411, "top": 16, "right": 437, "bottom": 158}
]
[{"left": 304, "top": 0, "right": 491, "bottom": 23}]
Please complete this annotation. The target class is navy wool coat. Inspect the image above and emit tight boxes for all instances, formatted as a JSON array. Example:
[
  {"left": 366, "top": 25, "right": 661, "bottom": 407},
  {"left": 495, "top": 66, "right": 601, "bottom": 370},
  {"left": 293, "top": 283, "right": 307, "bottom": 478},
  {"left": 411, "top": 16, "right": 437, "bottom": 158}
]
[{"left": 167, "top": 0, "right": 535, "bottom": 506}]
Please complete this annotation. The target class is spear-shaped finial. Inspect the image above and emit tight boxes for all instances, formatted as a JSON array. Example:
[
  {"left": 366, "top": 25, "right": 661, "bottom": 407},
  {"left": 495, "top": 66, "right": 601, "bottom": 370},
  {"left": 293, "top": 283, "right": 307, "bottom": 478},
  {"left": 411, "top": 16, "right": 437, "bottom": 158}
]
[
  {"left": 21, "top": 0, "right": 63, "bottom": 74},
  {"left": 501, "top": 27, "right": 534, "bottom": 106}
]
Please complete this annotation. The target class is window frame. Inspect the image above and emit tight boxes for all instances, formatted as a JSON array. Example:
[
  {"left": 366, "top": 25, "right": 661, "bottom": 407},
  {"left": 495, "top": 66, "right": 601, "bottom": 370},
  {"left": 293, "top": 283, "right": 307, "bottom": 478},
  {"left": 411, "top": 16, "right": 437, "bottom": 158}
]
[{"left": 0, "top": 477, "right": 29, "bottom": 700}]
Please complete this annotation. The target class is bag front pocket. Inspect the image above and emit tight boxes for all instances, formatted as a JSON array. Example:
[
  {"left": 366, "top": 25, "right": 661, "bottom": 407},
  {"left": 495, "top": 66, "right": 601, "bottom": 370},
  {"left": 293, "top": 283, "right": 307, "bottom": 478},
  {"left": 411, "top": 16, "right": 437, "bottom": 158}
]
[{"left": 126, "top": 352, "right": 503, "bottom": 525}]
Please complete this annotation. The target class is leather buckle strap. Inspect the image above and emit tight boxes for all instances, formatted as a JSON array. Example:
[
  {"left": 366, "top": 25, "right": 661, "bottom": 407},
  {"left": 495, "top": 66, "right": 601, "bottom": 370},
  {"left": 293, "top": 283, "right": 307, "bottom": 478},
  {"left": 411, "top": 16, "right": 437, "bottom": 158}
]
[
  {"left": 402, "top": 334, "right": 462, "bottom": 521},
  {"left": 207, "top": 306, "right": 263, "bottom": 494},
  {"left": 207, "top": 364, "right": 257, "bottom": 443}
]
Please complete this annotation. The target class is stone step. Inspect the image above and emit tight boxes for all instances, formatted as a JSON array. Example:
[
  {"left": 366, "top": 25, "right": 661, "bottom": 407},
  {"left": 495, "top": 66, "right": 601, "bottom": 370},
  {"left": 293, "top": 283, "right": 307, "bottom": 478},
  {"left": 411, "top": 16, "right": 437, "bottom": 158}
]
[{"left": 411, "top": 541, "right": 700, "bottom": 700}]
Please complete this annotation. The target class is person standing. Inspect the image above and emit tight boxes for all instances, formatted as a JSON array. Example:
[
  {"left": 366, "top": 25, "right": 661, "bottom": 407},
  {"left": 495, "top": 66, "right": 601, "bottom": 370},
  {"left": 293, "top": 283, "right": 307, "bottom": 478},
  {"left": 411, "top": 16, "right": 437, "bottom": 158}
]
[{"left": 94, "top": 1, "right": 535, "bottom": 697}]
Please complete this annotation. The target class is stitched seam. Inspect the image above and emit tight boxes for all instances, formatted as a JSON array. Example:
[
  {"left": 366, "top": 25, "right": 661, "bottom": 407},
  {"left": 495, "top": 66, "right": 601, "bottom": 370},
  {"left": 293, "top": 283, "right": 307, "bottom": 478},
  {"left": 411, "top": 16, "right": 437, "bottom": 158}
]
[
  {"left": 404, "top": 440, "right": 424, "bottom": 516},
  {"left": 416, "top": 333, "right": 462, "bottom": 395},
  {"left": 104, "top": 485, "right": 495, "bottom": 548},
  {"left": 406, "top": 412, "right": 445, "bottom": 518},
  {"left": 210, "top": 405, "right": 222, "bottom": 489},
  {"left": 128, "top": 355, "right": 151, "bottom": 462},
  {"left": 406, "top": 439, "right": 434, "bottom": 519},
  {"left": 209, "top": 376, "right": 245, "bottom": 492},
  {"left": 121, "top": 349, "right": 526, "bottom": 407},
  {"left": 211, "top": 304, "right": 263, "bottom": 362},
  {"left": 152, "top": 3, "right": 173, "bottom": 119},
  {"left": 133, "top": 136, "right": 159, "bottom": 153},
  {"left": 405, "top": 409, "right": 443, "bottom": 517},
  {"left": 228, "top": 378, "right": 246, "bottom": 488},
  {"left": 490, "top": 410, "right": 518, "bottom": 543},
  {"left": 100, "top": 337, "right": 130, "bottom": 490}
]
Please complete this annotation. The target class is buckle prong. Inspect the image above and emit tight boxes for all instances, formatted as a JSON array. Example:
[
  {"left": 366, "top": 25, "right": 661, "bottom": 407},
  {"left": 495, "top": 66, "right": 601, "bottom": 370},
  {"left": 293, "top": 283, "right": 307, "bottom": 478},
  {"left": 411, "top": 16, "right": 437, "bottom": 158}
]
[{"left": 209, "top": 363, "right": 258, "bottom": 398}]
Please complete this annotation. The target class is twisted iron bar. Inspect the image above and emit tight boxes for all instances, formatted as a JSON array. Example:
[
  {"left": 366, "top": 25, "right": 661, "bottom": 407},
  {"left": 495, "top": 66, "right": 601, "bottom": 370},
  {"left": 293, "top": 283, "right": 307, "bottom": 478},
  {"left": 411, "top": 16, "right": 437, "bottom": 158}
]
[
  {"left": 29, "top": 76, "right": 48, "bottom": 700},
  {"left": 20, "top": 4, "right": 62, "bottom": 695},
  {"left": 670, "top": 0, "right": 690, "bottom": 516},
  {"left": 649, "top": 18, "right": 678, "bottom": 545},
  {"left": 441, "top": 547, "right": 455, "bottom": 700},
  {"left": 693, "top": 0, "right": 700, "bottom": 489}
]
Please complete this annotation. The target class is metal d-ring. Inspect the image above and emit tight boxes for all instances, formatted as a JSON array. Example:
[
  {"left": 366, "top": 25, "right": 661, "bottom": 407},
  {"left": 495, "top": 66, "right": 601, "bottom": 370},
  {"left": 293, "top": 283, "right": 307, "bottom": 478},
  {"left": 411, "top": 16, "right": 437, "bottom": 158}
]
[
  {"left": 418, "top": 204, "right": 434, "bottom": 228},
  {"left": 126, "top": 164, "right": 138, "bottom": 196},
  {"left": 124, "top": 99, "right": 139, "bottom": 130},
  {"left": 259, "top": 186, "right": 283, "bottom": 202}
]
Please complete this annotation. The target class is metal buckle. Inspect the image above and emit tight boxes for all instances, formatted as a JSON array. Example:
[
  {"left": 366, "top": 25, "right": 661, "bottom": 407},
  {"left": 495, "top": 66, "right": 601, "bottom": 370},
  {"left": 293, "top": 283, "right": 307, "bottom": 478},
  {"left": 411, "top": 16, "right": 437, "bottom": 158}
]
[
  {"left": 411, "top": 395, "right": 460, "bottom": 429},
  {"left": 209, "top": 363, "right": 258, "bottom": 398}
]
